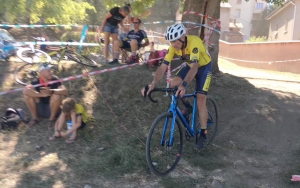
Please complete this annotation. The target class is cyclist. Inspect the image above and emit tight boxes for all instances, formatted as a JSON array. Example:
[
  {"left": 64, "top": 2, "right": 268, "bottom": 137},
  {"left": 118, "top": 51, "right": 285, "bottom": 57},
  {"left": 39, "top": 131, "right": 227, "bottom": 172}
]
[{"left": 141, "top": 23, "right": 212, "bottom": 149}]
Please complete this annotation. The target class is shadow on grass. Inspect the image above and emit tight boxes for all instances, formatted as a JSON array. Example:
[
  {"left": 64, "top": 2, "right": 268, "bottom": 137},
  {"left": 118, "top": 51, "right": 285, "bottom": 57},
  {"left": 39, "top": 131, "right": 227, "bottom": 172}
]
[{"left": 0, "top": 60, "right": 299, "bottom": 187}]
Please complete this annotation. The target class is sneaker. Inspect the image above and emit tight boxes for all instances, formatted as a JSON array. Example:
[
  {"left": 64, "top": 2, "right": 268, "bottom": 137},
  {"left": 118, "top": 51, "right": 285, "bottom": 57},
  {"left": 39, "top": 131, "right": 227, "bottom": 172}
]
[
  {"left": 108, "top": 59, "right": 119, "bottom": 64},
  {"left": 125, "top": 55, "right": 138, "bottom": 64},
  {"left": 194, "top": 129, "right": 207, "bottom": 150}
]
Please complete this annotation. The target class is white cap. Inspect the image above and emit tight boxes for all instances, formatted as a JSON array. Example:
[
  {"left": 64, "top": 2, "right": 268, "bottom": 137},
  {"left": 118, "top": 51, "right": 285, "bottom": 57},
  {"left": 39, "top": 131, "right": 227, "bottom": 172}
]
[{"left": 38, "top": 63, "right": 53, "bottom": 72}]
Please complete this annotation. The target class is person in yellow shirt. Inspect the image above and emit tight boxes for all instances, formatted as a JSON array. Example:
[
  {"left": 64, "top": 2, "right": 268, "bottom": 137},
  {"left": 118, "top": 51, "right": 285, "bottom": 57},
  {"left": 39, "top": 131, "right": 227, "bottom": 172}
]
[
  {"left": 141, "top": 23, "right": 212, "bottom": 150},
  {"left": 49, "top": 98, "right": 88, "bottom": 144}
]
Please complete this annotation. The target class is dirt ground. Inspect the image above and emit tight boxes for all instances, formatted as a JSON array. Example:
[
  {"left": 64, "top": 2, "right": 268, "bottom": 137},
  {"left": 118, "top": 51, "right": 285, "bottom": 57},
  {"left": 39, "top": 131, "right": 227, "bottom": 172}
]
[
  {"left": 0, "top": 56, "right": 299, "bottom": 187},
  {"left": 0, "top": 28, "right": 300, "bottom": 187}
]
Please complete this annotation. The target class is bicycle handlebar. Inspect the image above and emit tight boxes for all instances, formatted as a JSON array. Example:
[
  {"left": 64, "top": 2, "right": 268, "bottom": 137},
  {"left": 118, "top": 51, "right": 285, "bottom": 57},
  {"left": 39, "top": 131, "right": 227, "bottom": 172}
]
[{"left": 144, "top": 85, "right": 178, "bottom": 103}]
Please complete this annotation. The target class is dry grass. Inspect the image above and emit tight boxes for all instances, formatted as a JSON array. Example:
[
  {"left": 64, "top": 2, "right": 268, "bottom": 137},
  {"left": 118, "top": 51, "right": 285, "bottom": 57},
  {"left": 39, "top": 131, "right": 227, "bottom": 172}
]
[{"left": 0, "top": 57, "right": 299, "bottom": 187}]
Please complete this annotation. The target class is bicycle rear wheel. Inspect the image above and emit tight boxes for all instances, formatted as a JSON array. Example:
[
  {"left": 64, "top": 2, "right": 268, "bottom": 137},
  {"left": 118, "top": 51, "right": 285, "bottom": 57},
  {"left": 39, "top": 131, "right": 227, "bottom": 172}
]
[
  {"left": 194, "top": 96, "right": 218, "bottom": 146},
  {"left": 65, "top": 51, "right": 97, "bottom": 67},
  {"left": 16, "top": 48, "right": 51, "bottom": 64},
  {"left": 206, "top": 96, "right": 218, "bottom": 144},
  {"left": 146, "top": 112, "right": 183, "bottom": 176}
]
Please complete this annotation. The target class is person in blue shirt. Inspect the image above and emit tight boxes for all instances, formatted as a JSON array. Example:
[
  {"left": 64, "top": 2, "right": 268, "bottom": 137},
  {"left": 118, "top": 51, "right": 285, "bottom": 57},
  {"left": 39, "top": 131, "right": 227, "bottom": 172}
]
[{"left": 109, "top": 18, "right": 149, "bottom": 64}]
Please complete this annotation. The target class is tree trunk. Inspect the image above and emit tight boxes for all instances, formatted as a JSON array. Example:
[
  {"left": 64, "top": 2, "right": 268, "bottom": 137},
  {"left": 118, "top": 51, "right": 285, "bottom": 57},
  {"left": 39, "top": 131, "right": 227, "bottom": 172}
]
[{"left": 182, "top": 0, "right": 221, "bottom": 73}]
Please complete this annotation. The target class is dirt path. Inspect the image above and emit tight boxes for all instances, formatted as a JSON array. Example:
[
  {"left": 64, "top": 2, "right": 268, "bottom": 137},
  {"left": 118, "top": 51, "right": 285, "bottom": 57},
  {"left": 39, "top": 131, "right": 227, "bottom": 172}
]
[
  {"left": 219, "top": 58, "right": 300, "bottom": 95},
  {"left": 207, "top": 59, "right": 300, "bottom": 187}
]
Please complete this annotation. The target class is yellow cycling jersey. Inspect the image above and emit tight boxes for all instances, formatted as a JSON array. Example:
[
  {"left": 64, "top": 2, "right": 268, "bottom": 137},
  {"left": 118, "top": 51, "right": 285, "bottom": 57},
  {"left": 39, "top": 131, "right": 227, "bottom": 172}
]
[
  {"left": 75, "top": 104, "right": 88, "bottom": 123},
  {"left": 164, "top": 35, "right": 211, "bottom": 67}
]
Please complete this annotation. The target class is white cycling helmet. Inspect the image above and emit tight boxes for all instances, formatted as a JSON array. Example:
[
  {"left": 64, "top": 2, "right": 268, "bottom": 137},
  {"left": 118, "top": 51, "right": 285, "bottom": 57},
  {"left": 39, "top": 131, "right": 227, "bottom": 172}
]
[{"left": 164, "top": 23, "right": 186, "bottom": 42}]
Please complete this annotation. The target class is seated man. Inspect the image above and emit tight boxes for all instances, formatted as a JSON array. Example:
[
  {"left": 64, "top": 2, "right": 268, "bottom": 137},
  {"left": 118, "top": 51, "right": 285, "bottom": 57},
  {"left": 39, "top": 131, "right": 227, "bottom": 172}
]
[
  {"left": 109, "top": 18, "right": 149, "bottom": 64},
  {"left": 23, "top": 64, "right": 68, "bottom": 128}
]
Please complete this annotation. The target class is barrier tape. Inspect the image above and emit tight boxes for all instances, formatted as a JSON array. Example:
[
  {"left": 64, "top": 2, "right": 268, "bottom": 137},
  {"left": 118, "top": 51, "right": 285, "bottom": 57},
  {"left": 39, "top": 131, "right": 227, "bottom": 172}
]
[
  {"left": 1, "top": 20, "right": 181, "bottom": 28},
  {"left": 1, "top": 18, "right": 219, "bottom": 29},
  {"left": 203, "top": 21, "right": 218, "bottom": 47},
  {"left": 145, "top": 21, "right": 220, "bottom": 34},
  {"left": 144, "top": 30, "right": 165, "bottom": 36},
  {"left": 18, "top": 41, "right": 100, "bottom": 46},
  {"left": 219, "top": 56, "right": 300, "bottom": 64},
  {"left": 181, "top": 21, "right": 220, "bottom": 34},
  {"left": 0, "top": 53, "right": 186, "bottom": 96},
  {"left": 171, "top": 63, "right": 186, "bottom": 73},
  {"left": 0, "top": 63, "right": 137, "bottom": 96},
  {"left": 183, "top": 11, "right": 221, "bottom": 24},
  {"left": 147, "top": 36, "right": 165, "bottom": 39}
]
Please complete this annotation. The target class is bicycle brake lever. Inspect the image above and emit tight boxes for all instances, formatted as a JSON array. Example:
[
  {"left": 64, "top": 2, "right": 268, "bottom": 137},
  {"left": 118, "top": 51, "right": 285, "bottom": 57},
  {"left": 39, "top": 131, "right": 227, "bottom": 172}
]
[{"left": 143, "top": 85, "right": 149, "bottom": 100}]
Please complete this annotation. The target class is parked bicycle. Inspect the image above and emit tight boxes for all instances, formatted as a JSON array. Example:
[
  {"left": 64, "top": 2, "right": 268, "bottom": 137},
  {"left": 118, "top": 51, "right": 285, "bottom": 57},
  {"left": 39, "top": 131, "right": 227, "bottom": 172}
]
[
  {"left": 144, "top": 86, "right": 218, "bottom": 176},
  {"left": 16, "top": 37, "right": 51, "bottom": 64},
  {"left": 14, "top": 39, "right": 97, "bottom": 86},
  {"left": 46, "top": 39, "right": 97, "bottom": 68},
  {"left": 0, "top": 29, "right": 19, "bottom": 61}
]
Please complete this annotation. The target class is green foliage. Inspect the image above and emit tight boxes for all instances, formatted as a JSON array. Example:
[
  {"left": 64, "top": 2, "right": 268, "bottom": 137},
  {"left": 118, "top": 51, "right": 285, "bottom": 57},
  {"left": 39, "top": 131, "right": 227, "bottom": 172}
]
[
  {"left": 84, "top": 0, "right": 106, "bottom": 27},
  {"left": 61, "top": 30, "right": 100, "bottom": 55},
  {"left": 245, "top": 36, "right": 268, "bottom": 42},
  {"left": 148, "top": 0, "right": 180, "bottom": 21},
  {"left": 101, "top": 0, "right": 156, "bottom": 17},
  {"left": 0, "top": 0, "right": 95, "bottom": 24}
]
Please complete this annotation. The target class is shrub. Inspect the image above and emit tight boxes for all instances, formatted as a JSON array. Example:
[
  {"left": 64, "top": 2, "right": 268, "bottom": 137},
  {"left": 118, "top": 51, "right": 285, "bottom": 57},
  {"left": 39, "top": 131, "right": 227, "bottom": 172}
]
[{"left": 246, "top": 36, "right": 268, "bottom": 43}]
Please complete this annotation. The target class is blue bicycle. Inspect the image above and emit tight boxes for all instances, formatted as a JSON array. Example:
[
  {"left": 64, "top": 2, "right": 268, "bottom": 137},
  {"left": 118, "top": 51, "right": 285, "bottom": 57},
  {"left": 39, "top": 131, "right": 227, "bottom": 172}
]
[{"left": 144, "top": 86, "right": 218, "bottom": 176}]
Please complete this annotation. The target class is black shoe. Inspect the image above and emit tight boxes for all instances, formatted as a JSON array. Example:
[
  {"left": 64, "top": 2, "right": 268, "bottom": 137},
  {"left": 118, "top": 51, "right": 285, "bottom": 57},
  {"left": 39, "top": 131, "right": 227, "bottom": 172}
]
[
  {"left": 108, "top": 59, "right": 118, "bottom": 64},
  {"left": 194, "top": 129, "right": 207, "bottom": 150}
]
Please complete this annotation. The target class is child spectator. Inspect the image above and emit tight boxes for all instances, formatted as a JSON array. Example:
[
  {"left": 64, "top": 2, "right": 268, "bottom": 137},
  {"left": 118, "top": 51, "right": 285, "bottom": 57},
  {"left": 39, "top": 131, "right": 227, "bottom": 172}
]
[{"left": 49, "top": 98, "right": 87, "bottom": 144}]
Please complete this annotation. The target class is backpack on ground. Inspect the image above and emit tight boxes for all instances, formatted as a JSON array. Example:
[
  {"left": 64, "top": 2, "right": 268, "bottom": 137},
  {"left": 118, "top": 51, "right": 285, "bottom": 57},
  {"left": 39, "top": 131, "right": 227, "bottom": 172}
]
[{"left": 1, "top": 108, "right": 25, "bottom": 130}]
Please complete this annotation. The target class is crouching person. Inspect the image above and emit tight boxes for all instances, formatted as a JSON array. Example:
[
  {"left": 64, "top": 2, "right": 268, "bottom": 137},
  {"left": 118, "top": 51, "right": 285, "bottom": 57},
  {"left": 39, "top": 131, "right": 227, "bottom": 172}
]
[{"left": 49, "top": 98, "right": 87, "bottom": 144}]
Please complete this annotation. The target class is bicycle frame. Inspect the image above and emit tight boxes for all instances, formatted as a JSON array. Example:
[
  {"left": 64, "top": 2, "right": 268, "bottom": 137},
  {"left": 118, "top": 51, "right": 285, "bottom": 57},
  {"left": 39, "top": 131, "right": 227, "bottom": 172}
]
[
  {"left": 161, "top": 92, "right": 197, "bottom": 147},
  {"left": 47, "top": 46, "right": 68, "bottom": 64},
  {"left": 160, "top": 91, "right": 215, "bottom": 147}
]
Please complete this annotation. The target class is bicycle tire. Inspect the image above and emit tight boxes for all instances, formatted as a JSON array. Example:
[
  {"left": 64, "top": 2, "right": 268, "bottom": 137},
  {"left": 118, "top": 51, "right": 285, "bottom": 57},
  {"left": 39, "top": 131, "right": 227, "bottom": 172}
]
[
  {"left": 146, "top": 112, "right": 183, "bottom": 176},
  {"left": 16, "top": 48, "right": 51, "bottom": 64},
  {"left": 76, "top": 55, "right": 97, "bottom": 67},
  {"left": 14, "top": 63, "right": 40, "bottom": 86},
  {"left": 65, "top": 51, "right": 81, "bottom": 63},
  {"left": 65, "top": 52, "right": 97, "bottom": 67},
  {"left": 194, "top": 96, "right": 218, "bottom": 146}
]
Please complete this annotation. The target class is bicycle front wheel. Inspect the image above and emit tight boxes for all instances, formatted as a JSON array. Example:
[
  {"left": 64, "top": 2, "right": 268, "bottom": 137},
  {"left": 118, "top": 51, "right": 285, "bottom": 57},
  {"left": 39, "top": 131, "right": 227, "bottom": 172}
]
[
  {"left": 16, "top": 48, "right": 51, "bottom": 64},
  {"left": 65, "top": 51, "right": 97, "bottom": 67},
  {"left": 146, "top": 112, "right": 183, "bottom": 176}
]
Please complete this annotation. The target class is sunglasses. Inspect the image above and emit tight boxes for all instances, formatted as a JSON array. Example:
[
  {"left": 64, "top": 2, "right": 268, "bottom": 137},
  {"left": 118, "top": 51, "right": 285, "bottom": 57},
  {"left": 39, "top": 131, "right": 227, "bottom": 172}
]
[
  {"left": 133, "top": 22, "right": 140, "bottom": 24},
  {"left": 42, "top": 62, "right": 49, "bottom": 67}
]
